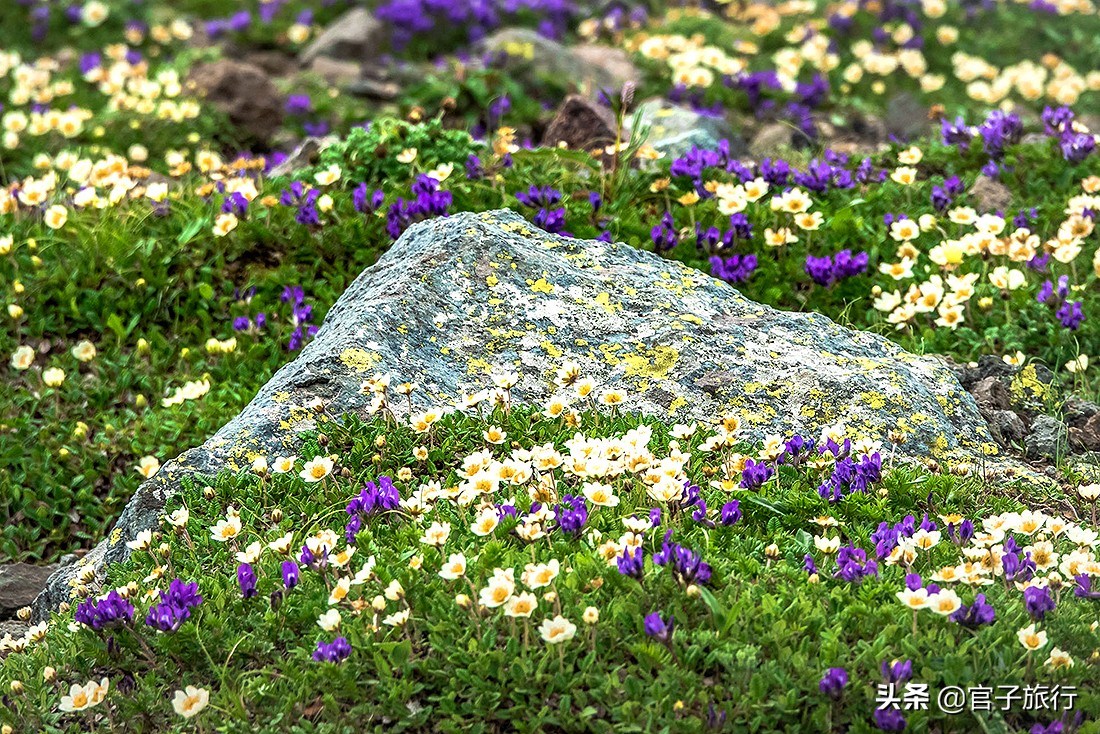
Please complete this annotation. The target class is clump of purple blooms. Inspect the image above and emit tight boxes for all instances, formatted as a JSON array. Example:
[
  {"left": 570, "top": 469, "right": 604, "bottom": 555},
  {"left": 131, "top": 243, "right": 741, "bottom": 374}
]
[
  {"left": 75, "top": 590, "right": 135, "bottom": 630},
  {"left": 387, "top": 175, "right": 453, "bottom": 239},
  {"left": 516, "top": 185, "right": 566, "bottom": 235},
  {"left": 554, "top": 494, "right": 589, "bottom": 537},
  {"left": 145, "top": 579, "right": 203, "bottom": 633},
  {"left": 1037, "top": 275, "right": 1085, "bottom": 330},
  {"left": 281, "top": 286, "right": 319, "bottom": 352},
  {"left": 344, "top": 476, "right": 402, "bottom": 542},
  {"left": 804, "top": 249, "right": 869, "bottom": 287},
  {"left": 313, "top": 636, "right": 352, "bottom": 663},
  {"left": 653, "top": 530, "right": 712, "bottom": 586}
]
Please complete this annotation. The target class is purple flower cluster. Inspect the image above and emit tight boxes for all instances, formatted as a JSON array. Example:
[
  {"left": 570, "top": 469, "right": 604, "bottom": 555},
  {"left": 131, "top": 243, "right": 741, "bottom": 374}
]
[
  {"left": 387, "top": 175, "right": 452, "bottom": 239},
  {"left": 709, "top": 253, "right": 758, "bottom": 284},
  {"left": 930, "top": 175, "right": 964, "bottom": 211},
  {"left": 1037, "top": 276, "right": 1084, "bottom": 330},
  {"left": 145, "top": 579, "right": 203, "bottom": 633},
  {"left": 818, "top": 667, "right": 847, "bottom": 699},
  {"left": 375, "top": 0, "right": 574, "bottom": 49},
  {"left": 804, "top": 249, "right": 868, "bottom": 287},
  {"left": 950, "top": 593, "right": 995, "bottom": 628},
  {"left": 1042, "top": 106, "right": 1097, "bottom": 163},
  {"left": 833, "top": 545, "right": 878, "bottom": 583},
  {"left": 617, "top": 546, "right": 645, "bottom": 580},
  {"left": 554, "top": 494, "right": 589, "bottom": 537},
  {"left": 313, "top": 636, "right": 351, "bottom": 663},
  {"left": 817, "top": 450, "right": 882, "bottom": 503},
  {"left": 739, "top": 459, "right": 774, "bottom": 490},
  {"left": 281, "top": 285, "right": 319, "bottom": 352},
  {"left": 280, "top": 181, "right": 322, "bottom": 226},
  {"left": 353, "top": 183, "right": 385, "bottom": 215},
  {"left": 653, "top": 530, "right": 712, "bottom": 586},
  {"left": 516, "top": 185, "right": 566, "bottom": 234},
  {"left": 650, "top": 212, "right": 679, "bottom": 254},
  {"left": 75, "top": 590, "right": 134, "bottom": 630},
  {"left": 344, "top": 476, "right": 401, "bottom": 542}
]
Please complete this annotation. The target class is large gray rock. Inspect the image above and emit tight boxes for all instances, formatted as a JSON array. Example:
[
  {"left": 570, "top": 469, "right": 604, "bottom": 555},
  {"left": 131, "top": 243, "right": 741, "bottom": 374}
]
[
  {"left": 35, "top": 210, "right": 1011, "bottom": 617},
  {"left": 1, "top": 564, "right": 55, "bottom": 618},
  {"left": 477, "top": 28, "right": 633, "bottom": 95},
  {"left": 299, "top": 7, "right": 385, "bottom": 66},
  {"left": 634, "top": 99, "right": 743, "bottom": 160}
]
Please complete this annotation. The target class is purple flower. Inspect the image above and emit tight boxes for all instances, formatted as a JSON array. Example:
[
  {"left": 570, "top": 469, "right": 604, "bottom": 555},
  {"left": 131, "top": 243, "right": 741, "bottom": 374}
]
[
  {"left": 650, "top": 212, "right": 679, "bottom": 254},
  {"left": 950, "top": 593, "right": 996, "bottom": 627},
  {"left": 285, "top": 95, "right": 312, "bottom": 116},
  {"left": 880, "top": 660, "right": 912, "bottom": 684},
  {"left": 144, "top": 579, "right": 202, "bottom": 633},
  {"left": 740, "top": 459, "right": 774, "bottom": 490},
  {"left": 643, "top": 612, "right": 672, "bottom": 643},
  {"left": 1024, "top": 585, "right": 1055, "bottom": 621},
  {"left": 282, "top": 560, "right": 300, "bottom": 589},
  {"left": 238, "top": 563, "right": 258, "bottom": 599},
  {"left": 833, "top": 545, "right": 878, "bottom": 583},
  {"left": 719, "top": 500, "right": 741, "bottom": 526},
  {"left": 874, "top": 708, "right": 907, "bottom": 732},
  {"left": 1056, "top": 301, "right": 1085, "bottom": 330},
  {"left": 804, "top": 554, "right": 818, "bottom": 575},
  {"left": 819, "top": 667, "right": 847, "bottom": 699},
  {"left": 616, "top": 546, "right": 645, "bottom": 580},
  {"left": 709, "top": 253, "right": 758, "bottom": 284},
  {"left": 313, "top": 636, "right": 351, "bottom": 663},
  {"left": 74, "top": 591, "right": 134, "bottom": 631}
]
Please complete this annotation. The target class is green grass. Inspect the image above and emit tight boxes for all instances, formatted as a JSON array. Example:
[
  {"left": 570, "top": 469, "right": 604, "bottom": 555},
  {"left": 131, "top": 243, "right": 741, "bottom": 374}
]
[{"left": 3, "top": 405, "right": 1097, "bottom": 732}]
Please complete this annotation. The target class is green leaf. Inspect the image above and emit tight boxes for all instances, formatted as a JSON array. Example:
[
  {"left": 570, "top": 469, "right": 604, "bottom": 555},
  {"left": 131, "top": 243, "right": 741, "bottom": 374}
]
[{"left": 197, "top": 283, "right": 215, "bottom": 301}]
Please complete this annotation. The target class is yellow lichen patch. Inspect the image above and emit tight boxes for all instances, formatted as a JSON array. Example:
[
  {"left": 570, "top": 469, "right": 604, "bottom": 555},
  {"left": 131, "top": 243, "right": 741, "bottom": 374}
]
[
  {"left": 397, "top": 324, "right": 408, "bottom": 334},
  {"left": 110, "top": 527, "right": 123, "bottom": 546},
  {"left": 529, "top": 278, "right": 555, "bottom": 294},
  {"left": 467, "top": 358, "right": 493, "bottom": 375},
  {"left": 622, "top": 346, "right": 679, "bottom": 380},
  {"left": 668, "top": 396, "right": 687, "bottom": 414},
  {"left": 339, "top": 348, "right": 381, "bottom": 373},
  {"left": 1010, "top": 365, "right": 1048, "bottom": 402},
  {"left": 801, "top": 405, "right": 817, "bottom": 418},
  {"left": 861, "top": 392, "right": 887, "bottom": 410},
  {"left": 272, "top": 391, "right": 291, "bottom": 404},
  {"left": 678, "top": 314, "right": 703, "bottom": 325},
  {"left": 486, "top": 274, "right": 499, "bottom": 287},
  {"left": 930, "top": 434, "right": 949, "bottom": 456},
  {"left": 541, "top": 341, "right": 563, "bottom": 357},
  {"left": 588, "top": 292, "right": 621, "bottom": 314},
  {"left": 599, "top": 343, "right": 623, "bottom": 366}
]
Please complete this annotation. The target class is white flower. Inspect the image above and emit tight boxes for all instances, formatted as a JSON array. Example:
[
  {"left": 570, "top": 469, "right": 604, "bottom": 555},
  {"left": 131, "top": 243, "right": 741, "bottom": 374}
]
[
  {"left": 538, "top": 615, "right": 577, "bottom": 644},
  {"left": 300, "top": 456, "right": 335, "bottom": 483},
  {"left": 317, "top": 609, "right": 341, "bottom": 632},
  {"left": 171, "top": 686, "right": 210, "bottom": 719},
  {"left": 126, "top": 529, "right": 153, "bottom": 551},
  {"left": 210, "top": 515, "right": 242, "bottom": 542}
]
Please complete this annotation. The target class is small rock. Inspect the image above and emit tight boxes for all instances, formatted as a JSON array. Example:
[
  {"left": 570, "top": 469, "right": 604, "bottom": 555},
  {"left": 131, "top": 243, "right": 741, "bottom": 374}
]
[
  {"left": 570, "top": 44, "right": 640, "bottom": 90},
  {"left": 269, "top": 136, "right": 338, "bottom": 179},
  {"left": 1070, "top": 413, "right": 1100, "bottom": 452},
  {"left": 1024, "top": 415, "right": 1068, "bottom": 461},
  {"left": 542, "top": 95, "right": 618, "bottom": 158},
  {"left": 748, "top": 122, "right": 808, "bottom": 159},
  {"left": 988, "top": 410, "right": 1028, "bottom": 447},
  {"left": 884, "top": 92, "right": 931, "bottom": 142},
  {"left": 478, "top": 28, "right": 630, "bottom": 95},
  {"left": 242, "top": 50, "right": 297, "bottom": 77},
  {"left": 308, "top": 57, "right": 361, "bottom": 86},
  {"left": 187, "top": 60, "right": 284, "bottom": 146},
  {"left": 1063, "top": 395, "right": 1100, "bottom": 427},
  {"left": 300, "top": 7, "right": 385, "bottom": 66},
  {"left": 0, "top": 564, "right": 56, "bottom": 618},
  {"left": 969, "top": 376, "right": 1011, "bottom": 414},
  {"left": 634, "top": 99, "right": 743, "bottom": 161},
  {"left": 969, "top": 174, "right": 1013, "bottom": 213},
  {"left": 347, "top": 76, "right": 401, "bottom": 100}
]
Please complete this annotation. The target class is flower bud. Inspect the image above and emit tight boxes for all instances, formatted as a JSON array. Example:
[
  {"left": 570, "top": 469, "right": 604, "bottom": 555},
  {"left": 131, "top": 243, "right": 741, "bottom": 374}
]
[
  {"left": 43, "top": 666, "right": 56, "bottom": 682},
  {"left": 455, "top": 593, "right": 471, "bottom": 608},
  {"left": 271, "top": 508, "right": 284, "bottom": 523},
  {"left": 764, "top": 543, "right": 780, "bottom": 560},
  {"left": 686, "top": 584, "right": 701, "bottom": 598},
  {"left": 16, "top": 606, "right": 30, "bottom": 621},
  {"left": 9, "top": 680, "right": 23, "bottom": 694}
]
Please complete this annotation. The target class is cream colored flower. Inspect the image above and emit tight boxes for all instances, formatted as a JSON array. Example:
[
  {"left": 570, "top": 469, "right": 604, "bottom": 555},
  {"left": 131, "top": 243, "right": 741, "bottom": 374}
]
[
  {"left": 10, "top": 345, "right": 34, "bottom": 371},
  {"left": 438, "top": 553, "right": 466, "bottom": 581},
  {"left": 171, "top": 686, "right": 209, "bottom": 719},
  {"left": 42, "top": 367, "right": 66, "bottom": 387},
  {"left": 136, "top": 456, "right": 160, "bottom": 478},
  {"left": 1017, "top": 623, "right": 1048, "bottom": 651},
  {"left": 538, "top": 615, "right": 577, "bottom": 644},
  {"left": 71, "top": 340, "right": 96, "bottom": 362},
  {"left": 299, "top": 456, "right": 334, "bottom": 483}
]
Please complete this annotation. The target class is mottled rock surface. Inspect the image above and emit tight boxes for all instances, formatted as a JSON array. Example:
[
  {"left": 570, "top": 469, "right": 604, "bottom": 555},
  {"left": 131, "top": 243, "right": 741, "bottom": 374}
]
[
  {"left": 35, "top": 209, "right": 1009, "bottom": 617},
  {"left": 635, "top": 99, "right": 742, "bottom": 160},
  {"left": 1, "top": 564, "right": 55, "bottom": 618},
  {"left": 187, "top": 60, "right": 284, "bottom": 146},
  {"left": 477, "top": 28, "right": 630, "bottom": 94},
  {"left": 542, "top": 95, "right": 618, "bottom": 156},
  {"left": 299, "top": 7, "right": 384, "bottom": 66}
]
